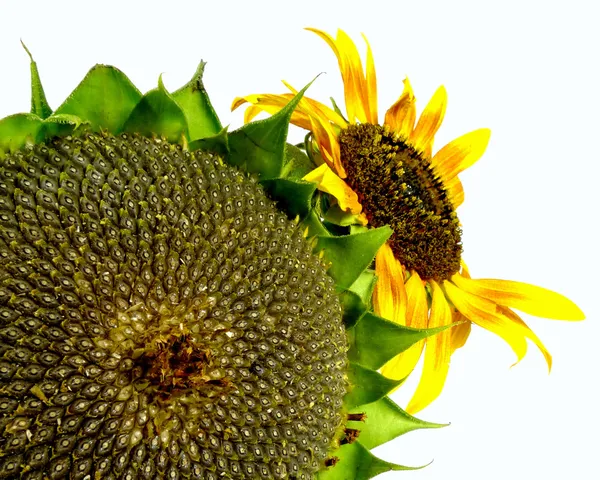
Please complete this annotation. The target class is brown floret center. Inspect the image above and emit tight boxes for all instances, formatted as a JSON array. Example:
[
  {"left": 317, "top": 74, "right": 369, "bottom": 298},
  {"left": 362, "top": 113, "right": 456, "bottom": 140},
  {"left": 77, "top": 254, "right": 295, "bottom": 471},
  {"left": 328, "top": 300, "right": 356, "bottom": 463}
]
[
  {"left": 140, "top": 333, "right": 213, "bottom": 392},
  {"left": 339, "top": 123, "right": 463, "bottom": 281}
]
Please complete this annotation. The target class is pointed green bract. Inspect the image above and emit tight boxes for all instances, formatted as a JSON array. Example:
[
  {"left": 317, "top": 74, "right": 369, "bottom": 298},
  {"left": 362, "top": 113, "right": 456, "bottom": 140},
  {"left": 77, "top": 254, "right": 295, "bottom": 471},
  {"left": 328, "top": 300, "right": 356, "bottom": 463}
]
[
  {"left": 317, "top": 441, "right": 425, "bottom": 480},
  {"left": 123, "top": 75, "right": 187, "bottom": 143},
  {"left": 260, "top": 178, "right": 316, "bottom": 218},
  {"left": 55, "top": 65, "right": 142, "bottom": 134},
  {"left": 0, "top": 113, "right": 43, "bottom": 154},
  {"left": 339, "top": 290, "right": 367, "bottom": 328},
  {"left": 301, "top": 210, "right": 331, "bottom": 238},
  {"left": 42, "top": 113, "right": 86, "bottom": 138},
  {"left": 348, "top": 396, "right": 446, "bottom": 449},
  {"left": 347, "top": 312, "right": 461, "bottom": 370},
  {"left": 348, "top": 269, "right": 377, "bottom": 307},
  {"left": 44, "top": 113, "right": 84, "bottom": 126},
  {"left": 21, "top": 41, "right": 52, "bottom": 119},
  {"left": 227, "top": 81, "right": 312, "bottom": 179},
  {"left": 172, "top": 62, "right": 221, "bottom": 141},
  {"left": 345, "top": 363, "right": 401, "bottom": 409},
  {"left": 324, "top": 203, "right": 364, "bottom": 226},
  {"left": 189, "top": 126, "right": 230, "bottom": 156},
  {"left": 281, "top": 142, "right": 316, "bottom": 179},
  {"left": 316, "top": 226, "right": 392, "bottom": 289},
  {"left": 0, "top": 112, "right": 88, "bottom": 155},
  {"left": 349, "top": 224, "right": 369, "bottom": 235},
  {"left": 330, "top": 96, "right": 347, "bottom": 123}
]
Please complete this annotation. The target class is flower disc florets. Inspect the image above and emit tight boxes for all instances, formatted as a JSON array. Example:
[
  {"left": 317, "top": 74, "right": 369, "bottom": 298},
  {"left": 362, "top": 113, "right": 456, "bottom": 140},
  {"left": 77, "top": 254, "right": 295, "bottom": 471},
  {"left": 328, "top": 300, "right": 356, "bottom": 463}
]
[
  {"left": 0, "top": 131, "right": 348, "bottom": 480},
  {"left": 339, "top": 123, "right": 463, "bottom": 281}
]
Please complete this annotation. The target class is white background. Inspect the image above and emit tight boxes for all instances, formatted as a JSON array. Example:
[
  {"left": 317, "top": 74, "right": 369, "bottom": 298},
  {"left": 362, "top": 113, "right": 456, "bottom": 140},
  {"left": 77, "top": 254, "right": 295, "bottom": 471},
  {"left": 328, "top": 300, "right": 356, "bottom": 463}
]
[{"left": 1, "top": 1, "right": 598, "bottom": 479}]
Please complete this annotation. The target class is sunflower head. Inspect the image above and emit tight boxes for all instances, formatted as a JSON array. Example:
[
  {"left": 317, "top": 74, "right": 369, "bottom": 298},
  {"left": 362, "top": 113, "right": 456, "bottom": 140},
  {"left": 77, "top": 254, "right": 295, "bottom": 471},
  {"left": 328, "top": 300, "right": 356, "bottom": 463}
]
[
  {"left": 232, "top": 29, "right": 490, "bottom": 283},
  {"left": 0, "top": 43, "right": 451, "bottom": 479},
  {"left": 233, "top": 27, "right": 584, "bottom": 415},
  {"left": 338, "top": 122, "right": 463, "bottom": 281}
]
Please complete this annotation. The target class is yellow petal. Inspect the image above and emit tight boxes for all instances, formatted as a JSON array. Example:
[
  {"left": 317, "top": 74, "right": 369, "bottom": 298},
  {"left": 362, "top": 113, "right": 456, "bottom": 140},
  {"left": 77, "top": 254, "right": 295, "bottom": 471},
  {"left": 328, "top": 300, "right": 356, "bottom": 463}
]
[
  {"left": 231, "top": 95, "right": 252, "bottom": 112},
  {"left": 335, "top": 29, "right": 370, "bottom": 124},
  {"left": 307, "top": 116, "right": 346, "bottom": 178},
  {"left": 444, "top": 176, "right": 464, "bottom": 208},
  {"left": 361, "top": 33, "right": 378, "bottom": 124},
  {"left": 381, "top": 271, "right": 427, "bottom": 381},
  {"left": 384, "top": 77, "right": 416, "bottom": 139},
  {"left": 443, "top": 280, "right": 528, "bottom": 363},
  {"left": 432, "top": 129, "right": 491, "bottom": 186},
  {"left": 498, "top": 306, "right": 552, "bottom": 371},
  {"left": 307, "top": 27, "right": 373, "bottom": 125},
  {"left": 449, "top": 309, "right": 471, "bottom": 352},
  {"left": 356, "top": 212, "right": 369, "bottom": 226},
  {"left": 453, "top": 264, "right": 552, "bottom": 369},
  {"left": 302, "top": 164, "right": 361, "bottom": 214},
  {"left": 373, "top": 243, "right": 407, "bottom": 324},
  {"left": 380, "top": 353, "right": 414, "bottom": 386},
  {"left": 232, "top": 93, "right": 312, "bottom": 130},
  {"left": 302, "top": 117, "right": 346, "bottom": 178},
  {"left": 406, "top": 280, "right": 452, "bottom": 414},
  {"left": 307, "top": 28, "right": 363, "bottom": 124},
  {"left": 410, "top": 85, "right": 447, "bottom": 152},
  {"left": 459, "top": 262, "right": 472, "bottom": 279},
  {"left": 448, "top": 266, "right": 472, "bottom": 351},
  {"left": 404, "top": 271, "right": 429, "bottom": 328},
  {"left": 305, "top": 28, "right": 341, "bottom": 67},
  {"left": 231, "top": 93, "right": 290, "bottom": 113},
  {"left": 420, "top": 142, "right": 433, "bottom": 160},
  {"left": 451, "top": 275, "right": 585, "bottom": 321},
  {"left": 243, "top": 104, "right": 266, "bottom": 124}
]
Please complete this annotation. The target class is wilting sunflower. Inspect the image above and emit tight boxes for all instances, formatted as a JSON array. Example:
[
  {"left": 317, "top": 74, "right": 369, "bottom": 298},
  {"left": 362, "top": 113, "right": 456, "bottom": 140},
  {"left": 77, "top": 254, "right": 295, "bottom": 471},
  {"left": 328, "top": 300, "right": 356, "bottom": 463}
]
[{"left": 232, "top": 28, "right": 585, "bottom": 414}]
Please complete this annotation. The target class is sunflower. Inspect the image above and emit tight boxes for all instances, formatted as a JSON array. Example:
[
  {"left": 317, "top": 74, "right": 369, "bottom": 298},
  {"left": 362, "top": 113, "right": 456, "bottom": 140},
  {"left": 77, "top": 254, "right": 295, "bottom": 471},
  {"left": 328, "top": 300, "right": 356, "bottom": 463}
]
[
  {"left": 0, "top": 44, "right": 454, "bottom": 479},
  {"left": 232, "top": 28, "right": 585, "bottom": 414}
]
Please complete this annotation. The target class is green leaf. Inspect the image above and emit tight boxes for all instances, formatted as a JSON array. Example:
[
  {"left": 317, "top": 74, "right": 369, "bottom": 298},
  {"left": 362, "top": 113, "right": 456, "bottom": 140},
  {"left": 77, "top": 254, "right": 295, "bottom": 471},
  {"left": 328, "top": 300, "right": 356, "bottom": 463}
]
[
  {"left": 54, "top": 65, "right": 142, "bottom": 134},
  {"left": 350, "top": 225, "right": 369, "bottom": 235},
  {"left": 330, "top": 96, "right": 348, "bottom": 123},
  {"left": 348, "top": 396, "right": 446, "bottom": 449},
  {"left": 302, "top": 131, "right": 319, "bottom": 165},
  {"left": 317, "top": 441, "right": 425, "bottom": 480},
  {"left": 345, "top": 363, "right": 401, "bottom": 409},
  {"left": 0, "top": 114, "right": 43, "bottom": 154},
  {"left": 339, "top": 290, "right": 367, "bottom": 328},
  {"left": 123, "top": 75, "right": 188, "bottom": 143},
  {"left": 260, "top": 178, "right": 316, "bottom": 219},
  {"left": 0, "top": 112, "right": 90, "bottom": 155},
  {"left": 315, "top": 226, "right": 392, "bottom": 289},
  {"left": 171, "top": 61, "right": 222, "bottom": 141},
  {"left": 300, "top": 210, "right": 330, "bottom": 238},
  {"left": 323, "top": 204, "right": 363, "bottom": 227},
  {"left": 227, "top": 80, "right": 313, "bottom": 180},
  {"left": 347, "top": 269, "right": 377, "bottom": 307},
  {"left": 281, "top": 142, "right": 316, "bottom": 179},
  {"left": 347, "top": 312, "right": 462, "bottom": 371},
  {"left": 189, "top": 127, "right": 230, "bottom": 156},
  {"left": 21, "top": 41, "right": 52, "bottom": 119}
]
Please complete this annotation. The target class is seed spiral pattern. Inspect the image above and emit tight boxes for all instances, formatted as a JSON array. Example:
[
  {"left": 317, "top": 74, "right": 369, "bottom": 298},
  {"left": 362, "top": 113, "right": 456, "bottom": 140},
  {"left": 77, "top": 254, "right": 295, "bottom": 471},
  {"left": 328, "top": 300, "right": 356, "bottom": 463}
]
[{"left": 0, "top": 132, "right": 347, "bottom": 479}]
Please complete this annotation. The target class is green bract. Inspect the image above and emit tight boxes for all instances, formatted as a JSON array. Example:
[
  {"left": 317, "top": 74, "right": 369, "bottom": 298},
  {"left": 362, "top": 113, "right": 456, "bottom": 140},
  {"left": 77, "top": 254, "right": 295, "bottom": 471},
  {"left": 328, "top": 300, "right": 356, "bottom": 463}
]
[{"left": 0, "top": 46, "right": 453, "bottom": 479}]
